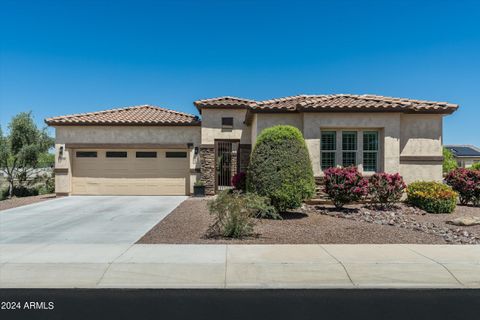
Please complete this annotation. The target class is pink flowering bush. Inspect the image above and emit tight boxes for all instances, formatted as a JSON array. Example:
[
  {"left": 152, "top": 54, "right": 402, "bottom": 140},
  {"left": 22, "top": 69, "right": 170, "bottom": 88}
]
[
  {"left": 445, "top": 168, "right": 480, "bottom": 206},
  {"left": 368, "top": 173, "right": 406, "bottom": 208},
  {"left": 323, "top": 167, "right": 368, "bottom": 208},
  {"left": 231, "top": 171, "right": 247, "bottom": 192}
]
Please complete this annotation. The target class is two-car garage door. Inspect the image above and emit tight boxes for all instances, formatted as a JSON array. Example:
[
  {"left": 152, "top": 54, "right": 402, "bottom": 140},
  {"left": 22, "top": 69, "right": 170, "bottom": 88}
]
[{"left": 72, "top": 149, "right": 188, "bottom": 195}]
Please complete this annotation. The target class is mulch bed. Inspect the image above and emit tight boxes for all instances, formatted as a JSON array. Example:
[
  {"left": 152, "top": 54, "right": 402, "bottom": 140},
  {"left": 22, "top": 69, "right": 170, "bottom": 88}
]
[
  {"left": 138, "top": 198, "right": 480, "bottom": 244},
  {"left": 0, "top": 194, "right": 56, "bottom": 211}
]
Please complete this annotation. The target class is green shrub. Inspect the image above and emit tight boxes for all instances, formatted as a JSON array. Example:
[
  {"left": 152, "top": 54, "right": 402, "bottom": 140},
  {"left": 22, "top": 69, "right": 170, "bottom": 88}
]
[
  {"left": 37, "top": 172, "right": 55, "bottom": 195},
  {"left": 471, "top": 162, "right": 480, "bottom": 170},
  {"left": 1, "top": 185, "right": 39, "bottom": 198},
  {"left": 407, "top": 181, "right": 457, "bottom": 213},
  {"left": 442, "top": 148, "right": 458, "bottom": 174},
  {"left": 247, "top": 125, "right": 315, "bottom": 212},
  {"left": 207, "top": 191, "right": 280, "bottom": 238}
]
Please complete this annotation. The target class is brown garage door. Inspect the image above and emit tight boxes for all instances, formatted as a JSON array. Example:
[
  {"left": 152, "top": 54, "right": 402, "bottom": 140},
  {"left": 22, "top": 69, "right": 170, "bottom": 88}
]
[{"left": 72, "top": 149, "right": 188, "bottom": 195}]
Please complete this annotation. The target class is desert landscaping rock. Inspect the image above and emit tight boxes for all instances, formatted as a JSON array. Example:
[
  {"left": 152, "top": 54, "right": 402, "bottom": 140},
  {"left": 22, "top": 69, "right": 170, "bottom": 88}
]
[
  {"left": 310, "top": 203, "right": 480, "bottom": 245},
  {"left": 139, "top": 198, "right": 468, "bottom": 245},
  {"left": 447, "top": 216, "right": 480, "bottom": 226}
]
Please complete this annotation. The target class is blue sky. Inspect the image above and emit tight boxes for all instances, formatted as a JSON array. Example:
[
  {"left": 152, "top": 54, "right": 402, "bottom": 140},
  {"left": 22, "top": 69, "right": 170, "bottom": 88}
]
[{"left": 1, "top": 0, "right": 479, "bottom": 145}]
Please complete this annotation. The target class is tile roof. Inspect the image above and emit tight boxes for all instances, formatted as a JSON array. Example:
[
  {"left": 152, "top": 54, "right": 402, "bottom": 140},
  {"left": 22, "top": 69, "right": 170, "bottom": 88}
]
[
  {"left": 194, "top": 96, "right": 256, "bottom": 109},
  {"left": 195, "top": 94, "right": 458, "bottom": 115},
  {"left": 251, "top": 94, "right": 458, "bottom": 113},
  {"left": 45, "top": 105, "right": 200, "bottom": 126},
  {"left": 444, "top": 145, "right": 480, "bottom": 157}
]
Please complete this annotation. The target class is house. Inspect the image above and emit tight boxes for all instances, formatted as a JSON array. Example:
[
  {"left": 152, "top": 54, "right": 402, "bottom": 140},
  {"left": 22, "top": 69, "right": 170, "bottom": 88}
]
[
  {"left": 45, "top": 94, "right": 458, "bottom": 196},
  {"left": 444, "top": 145, "right": 480, "bottom": 168}
]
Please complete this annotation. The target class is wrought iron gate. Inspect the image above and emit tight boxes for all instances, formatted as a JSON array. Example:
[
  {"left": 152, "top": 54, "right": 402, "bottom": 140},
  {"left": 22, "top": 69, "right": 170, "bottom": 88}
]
[{"left": 215, "top": 140, "right": 238, "bottom": 192}]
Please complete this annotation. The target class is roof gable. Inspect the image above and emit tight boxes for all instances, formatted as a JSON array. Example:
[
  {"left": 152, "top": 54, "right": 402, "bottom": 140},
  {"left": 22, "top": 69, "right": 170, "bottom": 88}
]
[{"left": 45, "top": 105, "right": 200, "bottom": 126}]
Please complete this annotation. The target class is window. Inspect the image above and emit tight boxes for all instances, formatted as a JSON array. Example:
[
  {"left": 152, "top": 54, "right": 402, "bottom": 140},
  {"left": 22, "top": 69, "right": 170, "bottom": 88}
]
[
  {"left": 76, "top": 151, "right": 97, "bottom": 158},
  {"left": 166, "top": 151, "right": 187, "bottom": 158},
  {"left": 363, "top": 131, "right": 378, "bottom": 171},
  {"left": 106, "top": 151, "right": 127, "bottom": 158},
  {"left": 136, "top": 151, "right": 157, "bottom": 158},
  {"left": 342, "top": 131, "right": 357, "bottom": 167},
  {"left": 320, "top": 129, "right": 380, "bottom": 172},
  {"left": 321, "top": 131, "right": 336, "bottom": 170},
  {"left": 221, "top": 117, "right": 234, "bottom": 130}
]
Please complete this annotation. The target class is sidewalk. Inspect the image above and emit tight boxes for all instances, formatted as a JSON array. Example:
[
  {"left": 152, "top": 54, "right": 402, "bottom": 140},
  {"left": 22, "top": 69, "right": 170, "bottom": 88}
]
[{"left": 1, "top": 244, "right": 479, "bottom": 288}]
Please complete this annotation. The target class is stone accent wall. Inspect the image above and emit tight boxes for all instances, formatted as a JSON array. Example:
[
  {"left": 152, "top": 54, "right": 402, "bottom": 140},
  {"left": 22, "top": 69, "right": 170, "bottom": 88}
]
[
  {"left": 239, "top": 144, "right": 251, "bottom": 173},
  {"left": 200, "top": 146, "right": 215, "bottom": 195}
]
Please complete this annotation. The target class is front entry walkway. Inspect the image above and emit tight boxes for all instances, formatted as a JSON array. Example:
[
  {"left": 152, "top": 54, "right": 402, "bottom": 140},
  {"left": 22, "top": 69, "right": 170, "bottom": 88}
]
[
  {"left": 0, "top": 244, "right": 478, "bottom": 288},
  {"left": 0, "top": 196, "right": 187, "bottom": 244}
]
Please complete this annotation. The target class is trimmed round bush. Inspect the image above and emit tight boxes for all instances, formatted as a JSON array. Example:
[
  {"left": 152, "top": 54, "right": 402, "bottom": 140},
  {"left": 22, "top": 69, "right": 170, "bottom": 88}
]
[
  {"left": 471, "top": 162, "right": 480, "bottom": 170},
  {"left": 368, "top": 172, "right": 406, "bottom": 208},
  {"left": 247, "top": 125, "right": 315, "bottom": 212},
  {"left": 407, "top": 181, "right": 457, "bottom": 213},
  {"left": 445, "top": 168, "right": 480, "bottom": 206},
  {"left": 324, "top": 166, "right": 369, "bottom": 208}
]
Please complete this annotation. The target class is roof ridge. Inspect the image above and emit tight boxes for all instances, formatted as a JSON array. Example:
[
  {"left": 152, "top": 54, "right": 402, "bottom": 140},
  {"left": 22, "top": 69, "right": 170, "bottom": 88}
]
[
  {"left": 195, "top": 96, "right": 257, "bottom": 103},
  {"left": 46, "top": 104, "right": 197, "bottom": 121}
]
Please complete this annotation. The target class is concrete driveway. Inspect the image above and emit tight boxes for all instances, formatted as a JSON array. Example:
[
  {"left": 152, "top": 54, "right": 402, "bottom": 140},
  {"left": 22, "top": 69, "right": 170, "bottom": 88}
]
[{"left": 0, "top": 196, "right": 187, "bottom": 244}]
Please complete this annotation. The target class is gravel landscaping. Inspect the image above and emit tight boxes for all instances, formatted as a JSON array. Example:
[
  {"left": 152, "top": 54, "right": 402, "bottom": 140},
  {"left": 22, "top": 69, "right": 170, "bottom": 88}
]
[
  {"left": 0, "top": 194, "right": 56, "bottom": 211},
  {"left": 138, "top": 198, "right": 480, "bottom": 244}
]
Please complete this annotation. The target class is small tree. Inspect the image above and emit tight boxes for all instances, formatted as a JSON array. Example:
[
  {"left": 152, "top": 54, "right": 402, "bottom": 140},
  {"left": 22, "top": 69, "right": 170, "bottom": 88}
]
[
  {"left": 247, "top": 125, "right": 315, "bottom": 212},
  {"left": 0, "top": 112, "right": 54, "bottom": 198},
  {"left": 443, "top": 147, "right": 457, "bottom": 174}
]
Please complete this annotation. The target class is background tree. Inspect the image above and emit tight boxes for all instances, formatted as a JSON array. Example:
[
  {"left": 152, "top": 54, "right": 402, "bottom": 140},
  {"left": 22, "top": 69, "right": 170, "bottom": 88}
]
[
  {"left": 0, "top": 112, "right": 54, "bottom": 198},
  {"left": 247, "top": 125, "right": 315, "bottom": 212},
  {"left": 443, "top": 147, "right": 458, "bottom": 174}
]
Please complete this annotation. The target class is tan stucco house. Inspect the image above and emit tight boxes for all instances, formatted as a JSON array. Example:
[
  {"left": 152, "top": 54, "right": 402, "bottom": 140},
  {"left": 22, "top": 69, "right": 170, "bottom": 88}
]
[{"left": 45, "top": 94, "right": 458, "bottom": 196}]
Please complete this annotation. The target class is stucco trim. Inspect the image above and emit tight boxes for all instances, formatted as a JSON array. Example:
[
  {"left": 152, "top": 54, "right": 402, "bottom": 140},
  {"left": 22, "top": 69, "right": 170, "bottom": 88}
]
[
  {"left": 400, "top": 156, "right": 444, "bottom": 163},
  {"left": 200, "top": 144, "right": 215, "bottom": 148},
  {"left": 65, "top": 143, "right": 189, "bottom": 149}
]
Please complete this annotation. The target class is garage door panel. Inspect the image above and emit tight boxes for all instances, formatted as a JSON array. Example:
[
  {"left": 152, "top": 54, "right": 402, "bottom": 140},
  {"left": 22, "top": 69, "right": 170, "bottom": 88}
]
[{"left": 72, "top": 149, "right": 188, "bottom": 195}]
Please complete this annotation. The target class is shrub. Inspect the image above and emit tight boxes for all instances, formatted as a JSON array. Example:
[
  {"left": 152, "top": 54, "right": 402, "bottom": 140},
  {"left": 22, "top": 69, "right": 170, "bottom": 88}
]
[
  {"left": 247, "top": 125, "right": 315, "bottom": 212},
  {"left": 324, "top": 166, "right": 369, "bottom": 208},
  {"left": 2, "top": 185, "right": 39, "bottom": 198},
  {"left": 407, "top": 181, "right": 457, "bottom": 213},
  {"left": 442, "top": 147, "right": 458, "bottom": 174},
  {"left": 37, "top": 172, "right": 55, "bottom": 195},
  {"left": 445, "top": 168, "right": 480, "bottom": 206},
  {"left": 231, "top": 171, "right": 246, "bottom": 192},
  {"left": 471, "top": 162, "right": 480, "bottom": 170},
  {"left": 207, "top": 191, "right": 279, "bottom": 237},
  {"left": 368, "top": 173, "right": 406, "bottom": 208},
  {"left": 194, "top": 180, "right": 205, "bottom": 186}
]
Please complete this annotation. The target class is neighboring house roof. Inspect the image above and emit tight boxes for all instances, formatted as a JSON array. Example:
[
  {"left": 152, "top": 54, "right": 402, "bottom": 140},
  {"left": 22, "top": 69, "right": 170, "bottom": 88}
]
[
  {"left": 194, "top": 94, "right": 458, "bottom": 123},
  {"left": 444, "top": 145, "right": 480, "bottom": 158},
  {"left": 45, "top": 105, "right": 200, "bottom": 126}
]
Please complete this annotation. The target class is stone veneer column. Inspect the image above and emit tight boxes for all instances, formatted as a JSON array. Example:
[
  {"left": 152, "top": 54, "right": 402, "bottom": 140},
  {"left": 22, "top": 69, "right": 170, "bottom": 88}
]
[{"left": 200, "top": 146, "right": 216, "bottom": 195}]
